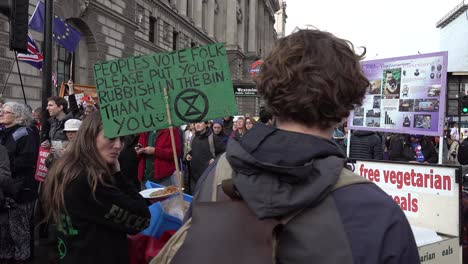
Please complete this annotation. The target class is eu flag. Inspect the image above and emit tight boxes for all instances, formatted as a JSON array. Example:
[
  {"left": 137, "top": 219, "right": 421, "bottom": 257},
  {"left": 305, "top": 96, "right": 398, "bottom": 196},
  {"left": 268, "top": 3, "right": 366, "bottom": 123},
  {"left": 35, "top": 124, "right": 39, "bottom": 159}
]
[{"left": 29, "top": 1, "right": 81, "bottom": 52}]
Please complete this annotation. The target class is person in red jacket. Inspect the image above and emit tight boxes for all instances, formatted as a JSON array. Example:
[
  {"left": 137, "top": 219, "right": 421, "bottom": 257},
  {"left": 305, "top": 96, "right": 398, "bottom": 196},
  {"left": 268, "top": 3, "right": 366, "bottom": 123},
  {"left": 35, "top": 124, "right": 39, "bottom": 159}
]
[{"left": 136, "top": 128, "right": 182, "bottom": 186}]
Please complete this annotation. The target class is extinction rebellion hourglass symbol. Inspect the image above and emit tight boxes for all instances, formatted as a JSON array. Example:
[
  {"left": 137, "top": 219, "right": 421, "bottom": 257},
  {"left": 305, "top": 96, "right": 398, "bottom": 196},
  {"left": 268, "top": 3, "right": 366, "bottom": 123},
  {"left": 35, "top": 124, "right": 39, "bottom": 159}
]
[{"left": 174, "top": 88, "right": 209, "bottom": 122}]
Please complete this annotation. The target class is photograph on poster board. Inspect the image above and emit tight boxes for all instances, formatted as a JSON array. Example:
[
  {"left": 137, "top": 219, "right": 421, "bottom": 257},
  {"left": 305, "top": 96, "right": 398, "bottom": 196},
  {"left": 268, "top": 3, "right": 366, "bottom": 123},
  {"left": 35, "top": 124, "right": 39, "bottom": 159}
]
[
  {"left": 399, "top": 99, "right": 414, "bottom": 112},
  {"left": 353, "top": 118, "right": 364, "bottom": 126},
  {"left": 368, "top": 80, "right": 382, "bottom": 95},
  {"left": 401, "top": 85, "right": 409, "bottom": 97},
  {"left": 354, "top": 107, "right": 364, "bottom": 117},
  {"left": 367, "top": 118, "right": 380, "bottom": 127},
  {"left": 427, "top": 85, "right": 441, "bottom": 97},
  {"left": 403, "top": 114, "right": 412, "bottom": 127},
  {"left": 366, "top": 109, "right": 380, "bottom": 118},
  {"left": 373, "top": 96, "right": 381, "bottom": 108},
  {"left": 383, "top": 110, "right": 397, "bottom": 127},
  {"left": 414, "top": 99, "right": 439, "bottom": 112},
  {"left": 414, "top": 114, "right": 432, "bottom": 129},
  {"left": 383, "top": 68, "right": 402, "bottom": 99}
]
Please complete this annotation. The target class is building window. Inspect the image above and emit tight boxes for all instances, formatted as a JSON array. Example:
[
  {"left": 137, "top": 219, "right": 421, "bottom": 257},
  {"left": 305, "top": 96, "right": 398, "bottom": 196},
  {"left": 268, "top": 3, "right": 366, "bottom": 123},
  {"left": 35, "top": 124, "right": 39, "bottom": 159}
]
[
  {"left": 187, "top": 0, "right": 192, "bottom": 18},
  {"left": 137, "top": 5, "right": 144, "bottom": 25},
  {"left": 149, "top": 16, "right": 157, "bottom": 43},
  {"left": 163, "top": 22, "right": 171, "bottom": 43},
  {"left": 202, "top": 0, "right": 207, "bottom": 30},
  {"left": 172, "top": 31, "right": 179, "bottom": 50},
  {"left": 56, "top": 45, "right": 72, "bottom": 87}
]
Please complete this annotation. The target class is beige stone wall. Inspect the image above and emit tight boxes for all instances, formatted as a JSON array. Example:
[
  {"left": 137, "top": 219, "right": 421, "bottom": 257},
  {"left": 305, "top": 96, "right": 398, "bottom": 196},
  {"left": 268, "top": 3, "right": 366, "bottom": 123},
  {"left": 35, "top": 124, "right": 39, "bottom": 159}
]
[{"left": 0, "top": 0, "right": 280, "bottom": 112}]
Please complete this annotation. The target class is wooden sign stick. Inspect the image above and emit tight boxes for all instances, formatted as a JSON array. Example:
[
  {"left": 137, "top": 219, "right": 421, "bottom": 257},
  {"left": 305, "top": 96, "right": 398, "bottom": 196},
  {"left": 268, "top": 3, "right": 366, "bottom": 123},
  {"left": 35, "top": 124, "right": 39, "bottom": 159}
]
[{"left": 163, "top": 87, "right": 185, "bottom": 215}]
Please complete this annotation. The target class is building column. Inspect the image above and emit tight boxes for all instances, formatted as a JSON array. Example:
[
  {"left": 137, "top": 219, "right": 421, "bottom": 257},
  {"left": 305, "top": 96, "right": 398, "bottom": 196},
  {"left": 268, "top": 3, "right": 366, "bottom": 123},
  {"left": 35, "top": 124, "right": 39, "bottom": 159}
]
[
  {"left": 248, "top": 0, "right": 257, "bottom": 53},
  {"left": 257, "top": 1, "right": 264, "bottom": 55},
  {"left": 264, "top": 9, "right": 269, "bottom": 55},
  {"left": 194, "top": 0, "right": 203, "bottom": 28},
  {"left": 177, "top": 0, "right": 187, "bottom": 16},
  {"left": 267, "top": 14, "right": 273, "bottom": 53},
  {"left": 207, "top": 0, "right": 215, "bottom": 37},
  {"left": 237, "top": 0, "right": 245, "bottom": 51},
  {"left": 226, "top": 0, "right": 238, "bottom": 47}
]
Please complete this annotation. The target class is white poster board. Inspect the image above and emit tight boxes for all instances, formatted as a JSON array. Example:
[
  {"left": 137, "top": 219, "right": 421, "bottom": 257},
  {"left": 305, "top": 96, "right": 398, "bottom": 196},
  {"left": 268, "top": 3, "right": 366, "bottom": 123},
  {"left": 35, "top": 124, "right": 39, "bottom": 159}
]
[{"left": 354, "top": 160, "right": 460, "bottom": 237}]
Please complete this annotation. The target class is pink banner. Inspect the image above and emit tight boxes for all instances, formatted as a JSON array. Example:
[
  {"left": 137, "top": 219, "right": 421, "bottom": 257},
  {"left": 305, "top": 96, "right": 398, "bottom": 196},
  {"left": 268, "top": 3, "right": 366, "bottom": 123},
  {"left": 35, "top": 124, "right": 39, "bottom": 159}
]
[{"left": 35, "top": 146, "right": 50, "bottom": 182}]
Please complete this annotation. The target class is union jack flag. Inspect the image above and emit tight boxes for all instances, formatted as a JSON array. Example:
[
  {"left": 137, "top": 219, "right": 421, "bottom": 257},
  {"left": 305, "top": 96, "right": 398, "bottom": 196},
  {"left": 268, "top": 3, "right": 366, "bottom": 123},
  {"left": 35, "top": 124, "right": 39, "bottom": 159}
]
[{"left": 17, "top": 33, "right": 43, "bottom": 70}]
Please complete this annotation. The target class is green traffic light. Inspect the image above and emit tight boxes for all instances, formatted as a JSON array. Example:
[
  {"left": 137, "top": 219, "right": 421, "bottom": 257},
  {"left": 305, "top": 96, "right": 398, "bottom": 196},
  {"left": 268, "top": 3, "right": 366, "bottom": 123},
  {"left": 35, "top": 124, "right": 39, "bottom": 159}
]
[{"left": 463, "top": 107, "right": 468, "bottom": 113}]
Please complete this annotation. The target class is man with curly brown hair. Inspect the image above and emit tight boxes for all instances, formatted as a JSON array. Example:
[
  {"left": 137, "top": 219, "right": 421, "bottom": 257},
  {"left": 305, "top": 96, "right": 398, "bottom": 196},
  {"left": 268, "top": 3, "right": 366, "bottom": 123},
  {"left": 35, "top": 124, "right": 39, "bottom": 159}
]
[
  {"left": 226, "top": 29, "right": 418, "bottom": 263},
  {"left": 165, "top": 29, "right": 419, "bottom": 264}
]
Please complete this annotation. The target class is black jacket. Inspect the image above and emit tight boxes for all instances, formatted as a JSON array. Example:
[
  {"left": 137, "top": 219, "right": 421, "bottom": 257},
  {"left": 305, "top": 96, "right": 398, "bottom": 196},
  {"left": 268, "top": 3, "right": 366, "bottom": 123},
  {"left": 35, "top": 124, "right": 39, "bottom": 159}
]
[
  {"left": 196, "top": 124, "right": 419, "bottom": 263},
  {"left": 188, "top": 130, "right": 224, "bottom": 182},
  {"left": 0, "top": 125, "right": 39, "bottom": 203},
  {"left": 389, "top": 135, "right": 438, "bottom": 163},
  {"left": 58, "top": 171, "right": 150, "bottom": 264},
  {"left": 0, "top": 144, "right": 11, "bottom": 207},
  {"left": 349, "top": 130, "right": 383, "bottom": 160},
  {"left": 118, "top": 135, "right": 140, "bottom": 190},
  {"left": 41, "top": 94, "right": 80, "bottom": 142},
  {"left": 223, "top": 117, "right": 234, "bottom": 137}
]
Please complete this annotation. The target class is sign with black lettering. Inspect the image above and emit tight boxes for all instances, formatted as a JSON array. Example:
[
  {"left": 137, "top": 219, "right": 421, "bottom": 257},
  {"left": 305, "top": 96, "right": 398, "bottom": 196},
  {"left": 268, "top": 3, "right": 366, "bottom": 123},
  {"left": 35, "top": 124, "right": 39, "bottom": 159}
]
[
  {"left": 93, "top": 43, "right": 238, "bottom": 137},
  {"left": 417, "top": 236, "right": 460, "bottom": 263}
]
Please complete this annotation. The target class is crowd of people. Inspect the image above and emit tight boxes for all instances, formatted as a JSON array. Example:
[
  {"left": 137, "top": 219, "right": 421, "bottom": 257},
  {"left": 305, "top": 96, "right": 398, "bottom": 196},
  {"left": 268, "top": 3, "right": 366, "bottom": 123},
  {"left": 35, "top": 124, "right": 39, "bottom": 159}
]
[
  {"left": 332, "top": 121, "right": 464, "bottom": 165},
  {"left": 0, "top": 78, "right": 273, "bottom": 263},
  {"left": 6, "top": 28, "right": 467, "bottom": 263}
]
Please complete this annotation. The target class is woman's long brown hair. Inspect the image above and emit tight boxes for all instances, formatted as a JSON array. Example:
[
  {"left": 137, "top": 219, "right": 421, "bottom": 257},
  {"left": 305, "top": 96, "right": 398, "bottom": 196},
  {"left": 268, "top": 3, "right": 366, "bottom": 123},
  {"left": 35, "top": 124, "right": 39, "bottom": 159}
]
[{"left": 42, "top": 112, "right": 113, "bottom": 224}]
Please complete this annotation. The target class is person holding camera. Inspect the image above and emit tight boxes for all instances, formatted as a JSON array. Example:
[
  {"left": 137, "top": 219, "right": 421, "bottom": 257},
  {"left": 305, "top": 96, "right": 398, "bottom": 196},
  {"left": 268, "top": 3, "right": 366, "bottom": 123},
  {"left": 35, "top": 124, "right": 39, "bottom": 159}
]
[{"left": 136, "top": 128, "right": 182, "bottom": 186}]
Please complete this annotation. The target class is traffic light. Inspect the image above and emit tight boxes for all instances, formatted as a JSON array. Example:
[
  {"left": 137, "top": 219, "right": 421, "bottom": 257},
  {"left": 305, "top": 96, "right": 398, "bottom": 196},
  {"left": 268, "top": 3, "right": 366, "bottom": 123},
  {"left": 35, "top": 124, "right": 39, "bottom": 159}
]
[
  {"left": 461, "top": 96, "right": 468, "bottom": 114},
  {"left": 0, "top": 0, "right": 29, "bottom": 53}
]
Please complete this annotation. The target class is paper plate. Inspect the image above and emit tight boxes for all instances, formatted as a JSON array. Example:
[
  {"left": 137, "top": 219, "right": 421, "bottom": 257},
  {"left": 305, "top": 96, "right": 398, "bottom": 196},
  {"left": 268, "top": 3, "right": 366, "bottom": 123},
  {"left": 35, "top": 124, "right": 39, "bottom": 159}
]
[{"left": 139, "top": 188, "right": 181, "bottom": 199}]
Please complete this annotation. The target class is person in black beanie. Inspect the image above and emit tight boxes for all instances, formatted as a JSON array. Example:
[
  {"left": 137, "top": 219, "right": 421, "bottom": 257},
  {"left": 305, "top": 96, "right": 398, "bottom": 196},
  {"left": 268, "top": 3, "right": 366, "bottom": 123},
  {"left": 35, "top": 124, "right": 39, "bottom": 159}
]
[{"left": 222, "top": 116, "right": 234, "bottom": 136}]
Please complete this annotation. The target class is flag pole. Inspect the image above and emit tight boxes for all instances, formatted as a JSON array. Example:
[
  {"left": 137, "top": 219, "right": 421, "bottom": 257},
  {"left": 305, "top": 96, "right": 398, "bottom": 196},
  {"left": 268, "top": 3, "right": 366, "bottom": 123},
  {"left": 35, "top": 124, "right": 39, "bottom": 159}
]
[
  {"left": 1, "top": 59, "right": 15, "bottom": 96},
  {"left": 163, "top": 87, "right": 185, "bottom": 216},
  {"left": 42, "top": 0, "right": 53, "bottom": 135},
  {"left": 14, "top": 51, "right": 27, "bottom": 105},
  {"left": 70, "top": 53, "right": 74, "bottom": 81}
]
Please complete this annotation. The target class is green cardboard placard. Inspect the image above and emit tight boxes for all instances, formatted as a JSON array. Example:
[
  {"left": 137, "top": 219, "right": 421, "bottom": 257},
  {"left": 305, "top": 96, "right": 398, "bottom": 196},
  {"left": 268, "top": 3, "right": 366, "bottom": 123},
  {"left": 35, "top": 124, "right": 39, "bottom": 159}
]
[{"left": 93, "top": 43, "right": 238, "bottom": 138}]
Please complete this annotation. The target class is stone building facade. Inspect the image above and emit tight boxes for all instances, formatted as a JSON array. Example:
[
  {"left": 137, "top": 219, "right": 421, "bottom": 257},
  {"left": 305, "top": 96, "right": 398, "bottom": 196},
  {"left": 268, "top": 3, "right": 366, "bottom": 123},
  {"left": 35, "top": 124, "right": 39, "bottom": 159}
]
[
  {"left": 436, "top": 1, "right": 468, "bottom": 120},
  {"left": 0, "top": 0, "right": 281, "bottom": 115},
  {"left": 274, "top": 0, "right": 286, "bottom": 39}
]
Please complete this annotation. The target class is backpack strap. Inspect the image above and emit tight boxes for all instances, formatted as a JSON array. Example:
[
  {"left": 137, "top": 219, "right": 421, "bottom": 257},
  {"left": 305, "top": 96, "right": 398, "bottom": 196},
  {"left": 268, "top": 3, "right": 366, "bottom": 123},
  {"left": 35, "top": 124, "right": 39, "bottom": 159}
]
[
  {"left": 212, "top": 153, "right": 234, "bottom": 201},
  {"left": 332, "top": 167, "right": 370, "bottom": 191},
  {"left": 275, "top": 168, "right": 370, "bottom": 227},
  {"left": 150, "top": 218, "right": 193, "bottom": 264},
  {"left": 221, "top": 179, "right": 242, "bottom": 200},
  {"left": 208, "top": 133, "right": 215, "bottom": 158}
]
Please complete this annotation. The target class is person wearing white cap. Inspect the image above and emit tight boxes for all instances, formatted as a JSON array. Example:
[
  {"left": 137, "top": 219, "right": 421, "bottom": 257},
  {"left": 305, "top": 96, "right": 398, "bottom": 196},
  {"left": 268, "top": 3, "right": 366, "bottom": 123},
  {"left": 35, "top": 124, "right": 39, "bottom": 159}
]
[{"left": 63, "top": 119, "right": 82, "bottom": 141}]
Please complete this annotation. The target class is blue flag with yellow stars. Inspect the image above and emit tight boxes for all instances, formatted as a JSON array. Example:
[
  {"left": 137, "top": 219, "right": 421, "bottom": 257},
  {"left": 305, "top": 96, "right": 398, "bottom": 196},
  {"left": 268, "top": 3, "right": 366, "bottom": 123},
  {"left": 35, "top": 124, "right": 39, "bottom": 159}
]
[{"left": 29, "top": 1, "right": 81, "bottom": 52}]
